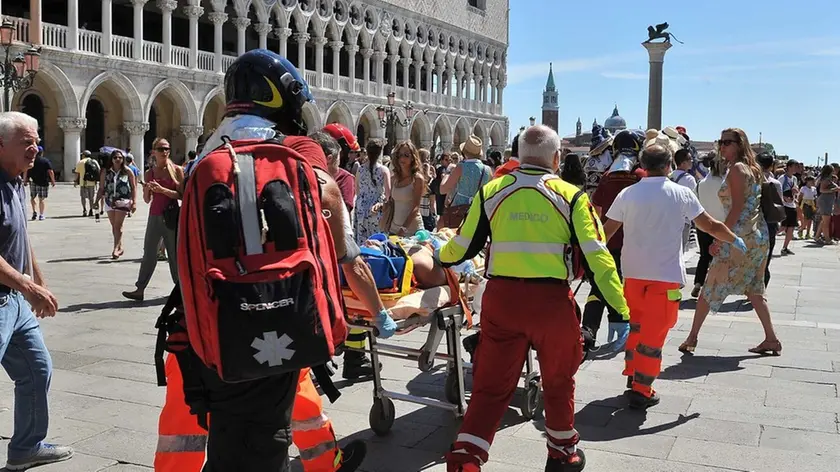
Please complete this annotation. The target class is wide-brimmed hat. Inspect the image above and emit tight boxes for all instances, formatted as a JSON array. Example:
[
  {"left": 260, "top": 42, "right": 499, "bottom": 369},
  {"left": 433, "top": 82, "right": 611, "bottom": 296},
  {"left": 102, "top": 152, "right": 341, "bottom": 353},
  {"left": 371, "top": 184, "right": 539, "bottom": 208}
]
[{"left": 460, "top": 134, "right": 483, "bottom": 159}]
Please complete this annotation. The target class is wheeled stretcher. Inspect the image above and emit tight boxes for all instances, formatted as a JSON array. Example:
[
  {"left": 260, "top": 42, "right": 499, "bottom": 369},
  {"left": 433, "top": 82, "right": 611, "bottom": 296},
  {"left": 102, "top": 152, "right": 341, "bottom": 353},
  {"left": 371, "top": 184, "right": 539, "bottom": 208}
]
[{"left": 343, "top": 275, "right": 544, "bottom": 436}]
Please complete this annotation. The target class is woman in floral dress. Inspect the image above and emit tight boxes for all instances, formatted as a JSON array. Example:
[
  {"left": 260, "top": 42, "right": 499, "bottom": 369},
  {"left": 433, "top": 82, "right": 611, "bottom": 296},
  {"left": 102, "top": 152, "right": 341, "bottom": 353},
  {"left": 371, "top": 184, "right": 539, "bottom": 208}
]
[
  {"left": 679, "top": 128, "right": 782, "bottom": 356},
  {"left": 354, "top": 138, "right": 391, "bottom": 245}
]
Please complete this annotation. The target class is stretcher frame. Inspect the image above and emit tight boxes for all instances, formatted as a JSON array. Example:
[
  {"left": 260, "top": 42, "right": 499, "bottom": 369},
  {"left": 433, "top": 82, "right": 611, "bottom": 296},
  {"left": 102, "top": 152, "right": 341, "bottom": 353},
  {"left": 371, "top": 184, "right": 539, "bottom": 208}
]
[{"left": 346, "top": 302, "right": 543, "bottom": 436}]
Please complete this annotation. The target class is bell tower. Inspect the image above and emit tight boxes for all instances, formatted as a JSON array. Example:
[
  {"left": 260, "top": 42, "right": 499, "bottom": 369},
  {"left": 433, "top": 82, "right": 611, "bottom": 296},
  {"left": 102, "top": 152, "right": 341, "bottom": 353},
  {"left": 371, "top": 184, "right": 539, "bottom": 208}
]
[{"left": 541, "top": 63, "right": 559, "bottom": 133}]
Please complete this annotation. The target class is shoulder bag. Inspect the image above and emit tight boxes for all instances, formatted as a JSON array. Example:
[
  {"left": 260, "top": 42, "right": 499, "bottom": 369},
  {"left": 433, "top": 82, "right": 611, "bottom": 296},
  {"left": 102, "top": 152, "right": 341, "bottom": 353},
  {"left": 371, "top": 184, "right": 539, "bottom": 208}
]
[{"left": 438, "top": 164, "right": 487, "bottom": 229}]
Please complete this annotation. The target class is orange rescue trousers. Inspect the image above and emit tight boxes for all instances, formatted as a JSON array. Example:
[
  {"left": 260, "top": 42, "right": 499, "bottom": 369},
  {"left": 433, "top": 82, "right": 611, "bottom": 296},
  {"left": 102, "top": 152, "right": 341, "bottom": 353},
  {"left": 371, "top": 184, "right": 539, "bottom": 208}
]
[
  {"left": 154, "top": 356, "right": 342, "bottom": 471},
  {"left": 621, "top": 278, "right": 682, "bottom": 398}
]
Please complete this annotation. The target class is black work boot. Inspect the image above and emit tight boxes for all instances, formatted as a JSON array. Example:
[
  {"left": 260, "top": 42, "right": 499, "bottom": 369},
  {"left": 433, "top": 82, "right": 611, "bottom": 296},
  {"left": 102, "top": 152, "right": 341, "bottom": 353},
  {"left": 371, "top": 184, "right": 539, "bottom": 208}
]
[
  {"left": 337, "top": 440, "right": 366, "bottom": 471},
  {"left": 462, "top": 333, "right": 480, "bottom": 363},
  {"left": 545, "top": 448, "right": 586, "bottom": 472},
  {"left": 627, "top": 390, "right": 660, "bottom": 410},
  {"left": 342, "top": 351, "right": 376, "bottom": 380}
]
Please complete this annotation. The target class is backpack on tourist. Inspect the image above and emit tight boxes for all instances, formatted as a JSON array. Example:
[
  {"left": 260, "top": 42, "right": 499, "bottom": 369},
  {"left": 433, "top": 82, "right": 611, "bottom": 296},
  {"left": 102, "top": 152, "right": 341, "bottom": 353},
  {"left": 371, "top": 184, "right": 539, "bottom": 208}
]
[
  {"left": 168, "top": 135, "right": 347, "bottom": 384},
  {"left": 83, "top": 158, "right": 101, "bottom": 182}
]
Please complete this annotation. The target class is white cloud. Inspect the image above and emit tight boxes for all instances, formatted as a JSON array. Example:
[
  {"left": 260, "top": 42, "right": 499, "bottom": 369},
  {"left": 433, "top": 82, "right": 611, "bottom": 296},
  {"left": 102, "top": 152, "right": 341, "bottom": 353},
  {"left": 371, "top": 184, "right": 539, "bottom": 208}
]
[
  {"left": 811, "top": 47, "right": 840, "bottom": 56},
  {"left": 506, "top": 52, "right": 637, "bottom": 85},
  {"left": 600, "top": 72, "right": 646, "bottom": 80}
]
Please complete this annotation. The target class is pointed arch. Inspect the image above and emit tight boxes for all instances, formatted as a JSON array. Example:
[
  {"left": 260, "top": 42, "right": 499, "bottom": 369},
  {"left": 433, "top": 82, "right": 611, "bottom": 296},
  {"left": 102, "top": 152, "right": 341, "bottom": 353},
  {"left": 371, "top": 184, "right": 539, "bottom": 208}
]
[
  {"left": 80, "top": 71, "right": 144, "bottom": 123},
  {"left": 272, "top": 2, "right": 291, "bottom": 28},
  {"left": 472, "top": 119, "right": 488, "bottom": 146},
  {"left": 453, "top": 116, "right": 470, "bottom": 147},
  {"left": 410, "top": 111, "right": 433, "bottom": 144},
  {"left": 324, "top": 100, "right": 354, "bottom": 129},
  {"left": 199, "top": 86, "right": 225, "bottom": 121},
  {"left": 145, "top": 78, "right": 200, "bottom": 126},
  {"left": 16, "top": 61, "right": 78, "bottom": 117},
  {"left": 301, "top": 101, "right": 322, "bottom": 132},
  {"left": 433, "top": 114, "right": 453, "bottom": 142},
  {"left": 490, "top": 121, "right": 505, "bottom": 147}
]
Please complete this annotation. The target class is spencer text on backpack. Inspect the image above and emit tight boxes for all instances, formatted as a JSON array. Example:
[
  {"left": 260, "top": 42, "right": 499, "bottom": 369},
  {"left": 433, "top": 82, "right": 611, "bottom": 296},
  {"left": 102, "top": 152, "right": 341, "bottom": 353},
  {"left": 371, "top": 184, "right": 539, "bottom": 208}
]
[{"left": 176, "top": 135, "right": 347, "bottom": 382}]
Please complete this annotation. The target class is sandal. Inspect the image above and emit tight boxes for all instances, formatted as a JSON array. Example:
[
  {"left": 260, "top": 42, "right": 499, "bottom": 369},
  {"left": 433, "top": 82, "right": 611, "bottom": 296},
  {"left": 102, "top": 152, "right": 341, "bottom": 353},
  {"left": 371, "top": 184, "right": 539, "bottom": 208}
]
[
  {"left": 748, "top": 340, "right": 782, "bottom": 356},
  {"left": 678, "top": 338, "right": 697, "bottom": 354}
]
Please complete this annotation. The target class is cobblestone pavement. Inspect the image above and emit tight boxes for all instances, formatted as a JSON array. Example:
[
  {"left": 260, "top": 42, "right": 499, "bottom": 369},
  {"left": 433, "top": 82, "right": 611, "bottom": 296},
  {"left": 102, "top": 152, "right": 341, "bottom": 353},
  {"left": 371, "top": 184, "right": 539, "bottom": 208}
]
[{"left": 2, "top": 185, "right": 839, "bottom": 471}]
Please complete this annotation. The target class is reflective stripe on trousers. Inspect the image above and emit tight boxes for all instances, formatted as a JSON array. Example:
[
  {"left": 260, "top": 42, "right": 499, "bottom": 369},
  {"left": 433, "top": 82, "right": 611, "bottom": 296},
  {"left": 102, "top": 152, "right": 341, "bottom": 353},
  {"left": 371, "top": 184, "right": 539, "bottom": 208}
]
[
  {"left": 154, "top": 355, "right": 208, "bottom": 472},
  {"left": 293, "top": 368, "right": 342, "bottom": 471}
]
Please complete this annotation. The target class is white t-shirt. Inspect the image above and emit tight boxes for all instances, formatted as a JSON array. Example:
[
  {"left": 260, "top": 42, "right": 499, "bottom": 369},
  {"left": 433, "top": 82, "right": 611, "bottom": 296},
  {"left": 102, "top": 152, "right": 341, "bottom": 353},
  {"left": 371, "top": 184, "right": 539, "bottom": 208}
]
[
  {"left": 800, "top": 185, "right": 817, "bottom": 202},
  {"left": 669, "top": 169, "right": 698, "bottom": 191},
  {"left": 696, "top": 174, "right": 726, "bottom": 222},
  {"left": 607, "top": 177, "right": 705, "bottom": 285}
]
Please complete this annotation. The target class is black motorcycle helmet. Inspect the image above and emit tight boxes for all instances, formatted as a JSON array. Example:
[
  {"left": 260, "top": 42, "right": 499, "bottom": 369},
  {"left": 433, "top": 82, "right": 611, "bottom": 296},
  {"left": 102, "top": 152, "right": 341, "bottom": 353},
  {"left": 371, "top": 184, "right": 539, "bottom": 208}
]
[{"left": 224, "top": 49, "right": 315, "bottom": 136}]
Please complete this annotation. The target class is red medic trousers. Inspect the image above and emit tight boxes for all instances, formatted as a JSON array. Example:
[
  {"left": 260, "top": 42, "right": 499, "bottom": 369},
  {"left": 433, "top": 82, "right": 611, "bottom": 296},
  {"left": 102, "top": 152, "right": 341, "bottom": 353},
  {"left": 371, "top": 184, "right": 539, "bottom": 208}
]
[{"left": 446, "top": 278, "right": 583, "bottom": 470}]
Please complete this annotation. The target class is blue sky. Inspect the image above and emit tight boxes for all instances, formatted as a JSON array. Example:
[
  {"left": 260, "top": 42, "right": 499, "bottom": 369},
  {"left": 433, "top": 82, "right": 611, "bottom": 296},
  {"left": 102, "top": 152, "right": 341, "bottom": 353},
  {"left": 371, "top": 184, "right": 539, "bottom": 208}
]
[{"left": 504, "top": 0, "right": 840, "bottom": 165}]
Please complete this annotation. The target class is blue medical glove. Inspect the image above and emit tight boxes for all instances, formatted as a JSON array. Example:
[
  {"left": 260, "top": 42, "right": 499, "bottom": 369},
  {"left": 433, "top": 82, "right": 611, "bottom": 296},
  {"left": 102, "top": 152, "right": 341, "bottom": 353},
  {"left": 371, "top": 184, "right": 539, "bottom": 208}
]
[
  {"left": 732, "top": 236, "right": 747, "bottom": 254},
  {"left": 608, "top": 322, "right": 630, "bottom": 352},
  {"left": 375, "top": 308, "right": 397, "bottom": 339}
]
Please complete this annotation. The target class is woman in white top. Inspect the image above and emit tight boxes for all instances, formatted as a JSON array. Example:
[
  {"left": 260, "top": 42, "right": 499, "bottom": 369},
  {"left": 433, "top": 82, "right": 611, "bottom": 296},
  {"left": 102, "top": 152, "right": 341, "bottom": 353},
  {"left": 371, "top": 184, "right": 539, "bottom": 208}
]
[
  {"left": 354, "top": 138, "right": 391, "bottom": 244},
  {"left": 388, "top": 141, "right": 425, "bottom": 236},
  {"left": 691, "top": 153, "right": 726, "bottom": 297}
]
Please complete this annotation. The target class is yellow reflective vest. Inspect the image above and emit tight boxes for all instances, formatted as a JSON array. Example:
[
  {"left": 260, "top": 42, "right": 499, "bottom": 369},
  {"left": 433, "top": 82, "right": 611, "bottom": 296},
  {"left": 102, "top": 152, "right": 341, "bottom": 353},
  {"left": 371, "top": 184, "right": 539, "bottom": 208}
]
[{"left": 440, "top": 165, "right": 629, "bottom": 320}]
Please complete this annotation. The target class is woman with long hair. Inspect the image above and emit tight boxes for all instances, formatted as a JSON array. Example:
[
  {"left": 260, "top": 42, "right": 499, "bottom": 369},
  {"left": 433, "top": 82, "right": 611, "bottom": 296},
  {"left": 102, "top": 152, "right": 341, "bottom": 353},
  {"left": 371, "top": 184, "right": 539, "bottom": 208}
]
[
  {"left": 418, "top": 148, "right": 437, "bottom": 230},
  {"left": 96, "top": 149, "right": 137, "bottom": 259},
  {"left": 815, "top": 164, "right": 838, "bottom": 244},
  {"left": 123, "top": 137, "right": 184, "bottom": 301},
  {"left": 679, "top": 128, "right": 781, "bottom": 356},
  {"left": 354, "top": 138, "right": 391, "bottom": 244},
  {"left": 389, "top": 141, "right": 425, "bottom": 236},
  {"left": 561, "top": 153, "right": 587, "bottom": 189}
]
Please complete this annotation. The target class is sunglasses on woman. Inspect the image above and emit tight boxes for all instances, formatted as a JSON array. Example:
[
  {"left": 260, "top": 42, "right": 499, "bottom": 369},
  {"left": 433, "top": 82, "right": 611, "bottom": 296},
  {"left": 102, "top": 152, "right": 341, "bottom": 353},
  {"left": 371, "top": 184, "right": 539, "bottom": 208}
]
[
  {"left": 719, "top": 139, "right": 739, "bottom": 147},
  {"left": 156, "top": 147, "right": 171, "bottom": 152}
]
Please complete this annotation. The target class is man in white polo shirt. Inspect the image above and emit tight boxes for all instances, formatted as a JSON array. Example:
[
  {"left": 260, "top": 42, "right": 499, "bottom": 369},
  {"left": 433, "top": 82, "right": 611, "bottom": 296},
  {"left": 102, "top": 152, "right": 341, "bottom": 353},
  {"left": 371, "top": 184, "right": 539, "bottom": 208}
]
[{"left": 602, "top": 145, "right": 746, "bottom": 410}]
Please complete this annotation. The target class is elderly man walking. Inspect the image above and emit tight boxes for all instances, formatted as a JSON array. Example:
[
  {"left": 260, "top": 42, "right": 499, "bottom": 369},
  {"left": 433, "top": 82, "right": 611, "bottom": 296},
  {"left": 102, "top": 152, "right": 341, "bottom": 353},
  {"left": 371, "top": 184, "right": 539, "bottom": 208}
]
[
  {"left": 0, "top": 112, "right": 73, "bottom": 470},
  {"left": 439, "top": 125, "right": 629, "bottom": 472}
]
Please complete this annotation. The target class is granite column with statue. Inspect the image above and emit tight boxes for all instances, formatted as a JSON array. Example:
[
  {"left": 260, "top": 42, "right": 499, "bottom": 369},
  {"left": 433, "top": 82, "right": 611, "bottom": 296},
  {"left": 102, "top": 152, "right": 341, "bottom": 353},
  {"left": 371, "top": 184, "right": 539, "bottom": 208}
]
[{"left": 643, "top": 41, "right": 671, "bottom": 131}]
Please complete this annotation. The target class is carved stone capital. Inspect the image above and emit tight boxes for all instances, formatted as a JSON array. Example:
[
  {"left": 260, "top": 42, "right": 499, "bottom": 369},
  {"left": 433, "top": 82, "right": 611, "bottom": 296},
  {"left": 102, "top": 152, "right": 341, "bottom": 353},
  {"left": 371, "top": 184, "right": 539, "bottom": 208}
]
[
  {"left": 345, "top": 44, "right": 359, "bottom": 54},
  {"left": 231, "top": 17, "right": 251, "bottom": 30},
  {"left": 58, "top": 117, "right": 87, "bottom": 132},
  {"left": 328, "top": 41, "right": 344, "bottom": 51},
  {"left": 372, "top": 51, "right": 388, "bottom": 61},
  {"left": 253, "top": 22, "right": 273, "bottom": 35},
  {"left": 312, "top": 36, "right": 329, "bottom": 47},
  {"left": 491, "top": 78, "right": 499, "bottom": 87},
  {"left": 123, "top": 121, "right": 150, "bottom": 135},
  {"left": 130, "top": 0, "right": 149, "bottom": 7},
  {"left": 275, "top": 27, "right": 292, "bottom": 39},
  {"left": 361, "top": 48, "right": 374, "bottom": 59},
  {"left": 207, "top": 12, "right": 228, "bottom": 25},
  {"left": 183, "top": 5, "right": 204, "bottom": 19},
  {"left": 294, "top": 33, "right": 311, "bottom": 43},
  {"left": 156, "top": 0, "right": 178, "bottom": 14},
  {"left": 180, "top": 125, "right": 204, "bottom": 139},
  {"left": 402, "top": 58, "right": 413, "bottom": 67},
  {"left": 388, "top": 54, "right": 400, "bottom": 63}
]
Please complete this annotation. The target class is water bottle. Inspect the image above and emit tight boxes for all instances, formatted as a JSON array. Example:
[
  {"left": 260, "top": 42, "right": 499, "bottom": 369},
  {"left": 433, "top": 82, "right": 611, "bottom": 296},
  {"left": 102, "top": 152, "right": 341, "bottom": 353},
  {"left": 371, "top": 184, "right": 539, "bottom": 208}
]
[{"left": 415, "top": 229, "right": 431, "bottom": 243}]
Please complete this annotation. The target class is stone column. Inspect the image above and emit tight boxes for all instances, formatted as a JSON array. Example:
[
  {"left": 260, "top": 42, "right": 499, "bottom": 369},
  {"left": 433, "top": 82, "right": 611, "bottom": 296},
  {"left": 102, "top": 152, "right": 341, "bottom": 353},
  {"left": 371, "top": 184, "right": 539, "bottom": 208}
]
[
  {"left": 58, "top": 117, "right": 86, "bottom": 182},
  {"left": 67, "top": 0, "right": 79, "bottom": 51},
  {"left": 124, "top": 121, "right": 150, "bottom": 172},
  {"left": 346, "top": 44, "right": 358, "bottom": 93},
  {"left": 447, "top": 67, "right": 456, "bottom": 108},
  {"left": 329, "top": 41, "right": 343, "bottom": 90},
  {"left": 208, "top": 12, "right": 227, "bottom": 73},
  {"left": 361, "top": 48, "right": 373, "bottom": 95},
  {"left": 158, "top": 0, "right": 177, "bottom": 65},
  {"left": 413, "top": 59, "right": 421, "bottom": 102},
  {"left": 402, "top": 58, "right": 412, "bottom": 101},
  {"left": 101, "top": 0, "right": 112, "bottom": 56},
  {"left": 373, "top": 51, "right": 387, "bottom": 96},
  {"left": 232, "top": 17, "right": 251, "bottom": 56},
  {"left": 131, "top": 0, "right": 146, "bottom": 59},
  {"left": 388, "top": 54, "right": 399, "bottom": 94},
  {"left": 294, "top": 33, "right": 310, "bottom": 73},
  {"left": 313, "top": 36, "right": 328, "bottom": 87},
  {"left": 184, "top": 4, "right": 204, "bottom": 68},
  {"left": 254, "top": 23, "right": 272, "bottom": 50},
  {"left": 180, "top": 125, "right": 204, "bottom": 154},
  {"left": 29, "top": 0, "right": 41, "bottom": 44},
  {"left": 441, "top": 139, "right": 453, "bottom": 154},
  {"left": 643, "top": 41, "right": 672, "bottom": 131},
  {"left": 276, "top": 27, "right": 291, "bottom": 57},
  {"left": 490, "top": 78, "right": 498, "bottom": 106},
  {"left": 435, "top": 60, "right": 444, "bottom": 103},
  {"left": 424, "top": 61, "right": 433, "bottom": 103}
]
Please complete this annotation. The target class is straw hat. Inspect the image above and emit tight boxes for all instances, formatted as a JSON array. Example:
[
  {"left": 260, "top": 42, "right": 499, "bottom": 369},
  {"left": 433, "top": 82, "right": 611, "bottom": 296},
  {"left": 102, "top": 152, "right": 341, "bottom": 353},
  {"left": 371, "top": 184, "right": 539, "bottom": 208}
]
[{"left": 460, "top": 134, "right": 483, "bottom": 159}]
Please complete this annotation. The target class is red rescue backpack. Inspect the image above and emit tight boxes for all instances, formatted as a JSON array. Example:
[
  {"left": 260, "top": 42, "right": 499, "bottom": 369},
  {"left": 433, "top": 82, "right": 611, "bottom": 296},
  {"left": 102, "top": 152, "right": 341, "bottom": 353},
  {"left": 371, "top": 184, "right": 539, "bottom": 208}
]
[{"left": 176, "top": 135, "right": 347, "bottom": 383}]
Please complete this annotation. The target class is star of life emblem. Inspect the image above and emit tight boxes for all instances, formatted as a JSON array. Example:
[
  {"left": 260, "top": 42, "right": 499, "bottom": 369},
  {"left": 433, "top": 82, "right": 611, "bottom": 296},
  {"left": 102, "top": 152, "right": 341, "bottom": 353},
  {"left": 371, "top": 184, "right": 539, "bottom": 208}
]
[{"left": 251, "top": 331, "right": 295, "bottom": 367}]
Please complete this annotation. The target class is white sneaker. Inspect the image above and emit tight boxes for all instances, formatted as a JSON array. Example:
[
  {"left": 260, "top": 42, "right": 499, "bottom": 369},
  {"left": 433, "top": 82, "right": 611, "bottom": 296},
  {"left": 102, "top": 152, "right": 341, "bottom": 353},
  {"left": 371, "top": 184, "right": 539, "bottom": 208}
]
[{"left": 5, "top": 444, "right": 74, "bottom": 470}]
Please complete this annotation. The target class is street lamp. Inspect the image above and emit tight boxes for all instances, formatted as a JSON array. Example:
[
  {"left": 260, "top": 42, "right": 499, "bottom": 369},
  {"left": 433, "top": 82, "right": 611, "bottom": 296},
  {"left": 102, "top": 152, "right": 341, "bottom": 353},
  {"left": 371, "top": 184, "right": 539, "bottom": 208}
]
[
  {"left": 0, "top": 19, "right": 41, "bottom": 112},
  {"left": 529, "top": 116, "right": 536, "bottom": 127},
  {"left": 377, "top": 91, "right": 425, "bottom": 155}
]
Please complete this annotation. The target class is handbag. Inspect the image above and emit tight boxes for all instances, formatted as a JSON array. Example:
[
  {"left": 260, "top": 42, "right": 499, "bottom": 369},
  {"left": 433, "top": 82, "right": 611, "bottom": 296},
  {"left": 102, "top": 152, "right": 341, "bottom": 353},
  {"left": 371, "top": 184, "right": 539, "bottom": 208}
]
[
  {"left": 760, "top": 181, "right": 785, "bottom": 224},
  {"left": 112, "top": 198, "right": 132, "bottom": 211},
  {"left": 378, "top": 198, "right": 395, "bottom": 232},
  {"left": 163, "top": 200, "right": 180, "bottom": 230}
]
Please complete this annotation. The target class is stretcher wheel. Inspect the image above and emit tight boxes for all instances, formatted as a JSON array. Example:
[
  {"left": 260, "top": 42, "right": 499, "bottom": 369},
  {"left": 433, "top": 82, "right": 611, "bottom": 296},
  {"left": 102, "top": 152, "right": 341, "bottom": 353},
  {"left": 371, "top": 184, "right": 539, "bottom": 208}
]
[
  {"left": 444, "top": 371, "right": 462, "bottom": 405},
  {"left": 369, "top": 397, "right": 395, "bottom": 436},
  {"left": 418, "top": 350, "right": 434, "bottom": 372},
  {"left": 521, "top": 379, "right": 543, "bottom": 420}
]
